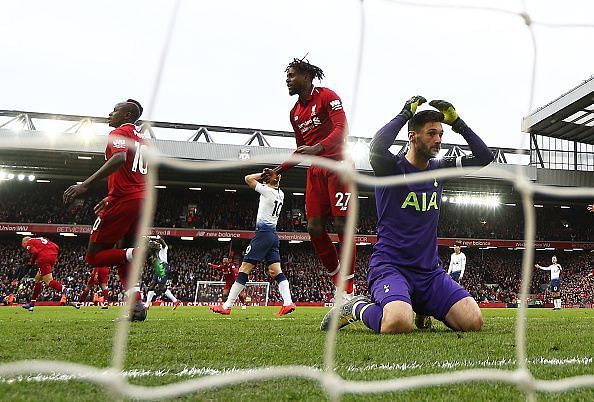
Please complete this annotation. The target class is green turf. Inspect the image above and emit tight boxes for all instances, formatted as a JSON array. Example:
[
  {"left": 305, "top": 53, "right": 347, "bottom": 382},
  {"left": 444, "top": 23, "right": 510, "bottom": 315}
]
[{"left": 0, "top": 306, "right": 592, "bottom": 401}]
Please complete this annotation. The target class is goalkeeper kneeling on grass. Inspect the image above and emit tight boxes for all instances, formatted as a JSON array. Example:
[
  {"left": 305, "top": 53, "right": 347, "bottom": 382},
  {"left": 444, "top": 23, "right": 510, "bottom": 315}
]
[
  {"left": 321, "top": 96, "right": 494, "bottom": 333},
  {"left": 210, "top": 170, "right": 296, "bottom": 317}
]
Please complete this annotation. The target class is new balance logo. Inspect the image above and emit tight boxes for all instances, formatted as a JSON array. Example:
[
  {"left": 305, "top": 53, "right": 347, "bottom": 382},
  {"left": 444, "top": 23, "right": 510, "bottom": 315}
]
[
  {"left": 330, "top": 99, "right": 342, "bottom": 111},
  {"left": 112, "top": 139, "right": 127, "bottom": 149},
  {"left": 294, "top": 116, "right": 298, "bottom": 121}
]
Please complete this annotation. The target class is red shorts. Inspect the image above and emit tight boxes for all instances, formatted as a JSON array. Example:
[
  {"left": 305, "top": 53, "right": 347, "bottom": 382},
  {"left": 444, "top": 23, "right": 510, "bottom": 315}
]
[
  {"left": 88, "top": 266, "right": 110, "bottom": 287},
  {"left": 90, "top": 197, "right": 143, "bottom": 244},
  {"left": 305, "top": 166, "right": 351, "bottom": 219},
  {"left": 223, "top": 281, "right": 234, "bottom": 292},
  {"left": 37, "top": 255, "right": 57, "bottom": 276}
]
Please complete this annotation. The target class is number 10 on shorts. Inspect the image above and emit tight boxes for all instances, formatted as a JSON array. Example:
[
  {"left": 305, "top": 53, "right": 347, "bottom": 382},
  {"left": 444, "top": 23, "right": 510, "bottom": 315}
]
[{"left": 335, "top": 192, "right": 351, "bottom": 211}]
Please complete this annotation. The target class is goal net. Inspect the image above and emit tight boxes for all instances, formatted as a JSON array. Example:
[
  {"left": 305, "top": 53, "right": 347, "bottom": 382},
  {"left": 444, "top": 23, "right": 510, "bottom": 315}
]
[
  {"left": 1, "top": 0, "right": 594, "bottom": 400},
  {"left": 194, "top": 281, "right": 270, "bottom": 306}
]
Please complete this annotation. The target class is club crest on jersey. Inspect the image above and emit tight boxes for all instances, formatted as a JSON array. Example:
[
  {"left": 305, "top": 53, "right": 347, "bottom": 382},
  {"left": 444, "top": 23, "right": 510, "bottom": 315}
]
[
  {"left": 401, "top": 191, "right": 439, "bottom": 212},
  {"left": 311, "top": 104, "right": 321, "bottom": 126},
  {"left": 383, "top": 284, "right": 390, "bottom": 293}
]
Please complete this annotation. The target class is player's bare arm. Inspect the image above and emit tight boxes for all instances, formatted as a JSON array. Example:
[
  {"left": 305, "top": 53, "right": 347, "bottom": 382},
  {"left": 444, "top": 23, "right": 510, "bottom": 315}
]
[
  {"left": 244, "top": 172, "right": 263, "bottom": 189},
  {"left": 296, "top": 143, "right": 324, "bottom": 155},
  {"left": 93, "top": 197, "right": 109, "bottom": 216},
  {"left": 63, "top": 152, "right": 126, "bottom": 204}
]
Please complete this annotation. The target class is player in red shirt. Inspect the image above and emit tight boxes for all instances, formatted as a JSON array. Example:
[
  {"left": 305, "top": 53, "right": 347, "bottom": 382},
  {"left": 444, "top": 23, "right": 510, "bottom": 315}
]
[
  {"left": 63, "top": 99, "right": 146, "bottom": 299},
  {"left": 209, "top": 257, "right": 245, "bottom": 304},
  {"left": 266, "top": 58, "right": 356, "bottom": 299},
  {"left": 72, "top": 266, "right": 110, "bottom": 309},
  {"left": 21, "top": 236, "right": 66, "bottom": 311}
]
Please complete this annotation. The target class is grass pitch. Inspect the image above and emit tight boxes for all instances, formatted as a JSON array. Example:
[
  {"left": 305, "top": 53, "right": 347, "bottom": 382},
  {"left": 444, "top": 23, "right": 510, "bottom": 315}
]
[{"left": 0, "top": 306, "right": 592, "bottom": 401}]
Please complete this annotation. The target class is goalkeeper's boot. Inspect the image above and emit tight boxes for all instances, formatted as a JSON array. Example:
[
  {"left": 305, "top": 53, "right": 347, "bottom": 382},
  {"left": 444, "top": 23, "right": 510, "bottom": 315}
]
[
  {"left": 276, "top": 303, "right": 296, "bottom": 316},
  {"left": 21, "top": 303, "right": 34, "bottom": 312},
  {"left": 101, "top": 301, "right": 109, "bottom": 310},
  {"left": 320, "top": 295, "right": 370, "bottom": 331},
  {"left": 210, "top": 305, "right": 231, "bottom": 315},
  {"left": 172, "top": 300, "right": 181, "bottom": 311},
  {"left": 415, "top": 314, "right": 432, "bottom": 330},
  {"left": 71, "top": 302, "right": 81, "bottom": 310}
]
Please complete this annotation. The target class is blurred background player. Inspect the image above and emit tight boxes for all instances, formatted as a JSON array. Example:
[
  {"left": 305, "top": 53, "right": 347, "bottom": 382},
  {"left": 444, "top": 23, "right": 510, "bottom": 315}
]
[
  {"left": 447, "top": 242, "right": 467, "bottom": 283},
  {"left": 264, "top": 58, "right": 356, "bottom": 301},
  {"left": 208, "top": 257, "right": 245, "bottom": 305},
  {"left": 63, "top": 99, "right": 146, "bottom": 302},
  {"left": 72, "top": 266, "right": 110, "bottom": 309},
  {"left": 20, "top": 236, "right": 67, "bottom": 311},
  {"left": 321, "top": 96, "right": 493, "bottom": 333},
  {"left": 535, "top": 255, "right": 563, "bottom": 310},
  {"left": 211, "top": 170, "right": 295, "bottom": 316},
  {"left": 144, "top": 236, "right": 181, "bottom": 310}
]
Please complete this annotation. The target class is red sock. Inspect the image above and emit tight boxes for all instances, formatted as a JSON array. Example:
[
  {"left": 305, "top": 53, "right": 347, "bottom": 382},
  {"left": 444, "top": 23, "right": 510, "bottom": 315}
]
[
  {"left": 311, "top": 231, "right": 339, "bottom": 280},
  {"left": 116, "top": 263, "right": 129, "bottom": 290},
  {"left": 86, "top": 249, "right": 131, "bottom": 267},
  {"left": 100, "top": 289, "right": 109, "bottom": 305},
  {"left": 338, "top": 232, "right": 356, "bottom": 294},
  {"left": 30, "top": 282, "right": 42, "bottom": 303},
  {"left": 48, "top": 280, "right": 63, "bottom": 292},
  {"left": 117, "top": 263, "right": 142, "bottom": 302},
  {"left": 79, "top": 289, "right": 90, "bottom": 303}
]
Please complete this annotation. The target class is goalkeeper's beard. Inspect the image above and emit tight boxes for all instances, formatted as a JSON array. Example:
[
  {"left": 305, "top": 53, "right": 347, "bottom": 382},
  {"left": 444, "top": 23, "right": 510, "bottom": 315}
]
[{"left": 417, "top": 144, "right": 440, "bottom": 160}]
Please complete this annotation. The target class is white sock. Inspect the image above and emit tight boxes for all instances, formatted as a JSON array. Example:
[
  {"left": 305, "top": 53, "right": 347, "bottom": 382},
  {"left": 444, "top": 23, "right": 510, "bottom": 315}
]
[
  {"left": 223, "top": 282, "right": 246, "bottom": 310},
  {"left": 125, "top": 248, "right": 134, "bottom": 262},
  {"left": 145, "top": 290, "right": 156, "bottom": 307},
  {"left": 164, "top": 289, "right": 177, "bottom": 302},
  {"left": 277, "top": 279, "right": 293, "bottom": 306}
]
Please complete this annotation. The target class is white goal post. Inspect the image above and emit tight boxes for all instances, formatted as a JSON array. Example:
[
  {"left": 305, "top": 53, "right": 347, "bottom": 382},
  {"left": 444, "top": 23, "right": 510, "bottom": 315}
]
[{"left": 194, "top": 281, "right": 270, "bottom": 306}]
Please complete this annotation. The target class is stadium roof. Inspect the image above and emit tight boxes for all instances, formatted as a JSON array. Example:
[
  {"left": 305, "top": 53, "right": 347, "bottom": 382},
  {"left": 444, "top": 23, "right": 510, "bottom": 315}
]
[{"left": 522, "top": 76, "right": 594, "bottom": 145}]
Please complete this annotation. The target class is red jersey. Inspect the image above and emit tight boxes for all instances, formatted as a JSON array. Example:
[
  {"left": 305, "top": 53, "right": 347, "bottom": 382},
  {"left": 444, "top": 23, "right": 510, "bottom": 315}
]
[
  {"left": 25, "top": 237, "right": 59, "bottom": 262},
  {"left": 106, "top": 123, "right": 147, "bottom": 202},
  {"left": 210, "top": 263, "right": 238, "bottom": 283},
  {"left": 281, "top": 87, "right": 348, "bottom": 171}
]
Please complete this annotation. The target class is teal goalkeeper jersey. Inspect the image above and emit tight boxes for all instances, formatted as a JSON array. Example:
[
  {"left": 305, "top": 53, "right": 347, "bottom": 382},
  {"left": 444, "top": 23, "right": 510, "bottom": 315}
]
[{"left": 150, "top": 255, "right": 167, "bottom": 278}]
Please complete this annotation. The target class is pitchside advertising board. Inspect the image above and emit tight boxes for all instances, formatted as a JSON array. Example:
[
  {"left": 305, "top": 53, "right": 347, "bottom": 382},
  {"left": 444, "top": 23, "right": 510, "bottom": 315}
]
[{"left": 1, "top": 222, "right": 593, "bottom": 250}]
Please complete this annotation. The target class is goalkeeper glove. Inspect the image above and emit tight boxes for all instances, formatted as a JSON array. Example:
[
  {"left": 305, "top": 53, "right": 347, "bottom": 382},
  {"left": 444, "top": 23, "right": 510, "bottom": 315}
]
[
  {"left": 429, "top": 100, "right": 465, "bottom": 132},
  {"left": 400, "top": 95, "right": 426, "bottom": 120}
]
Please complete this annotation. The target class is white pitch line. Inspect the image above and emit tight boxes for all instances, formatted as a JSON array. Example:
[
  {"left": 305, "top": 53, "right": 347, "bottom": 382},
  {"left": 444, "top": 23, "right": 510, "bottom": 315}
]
[{"left": 1, "top": 357, "right": 591, "bottom": 384}]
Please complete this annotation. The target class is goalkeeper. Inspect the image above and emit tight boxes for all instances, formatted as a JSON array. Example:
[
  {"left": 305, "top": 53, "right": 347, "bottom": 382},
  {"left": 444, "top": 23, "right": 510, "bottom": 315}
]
[
  {"left": 144, "top": 236, "right": 181, "bottom": 311},
  {"left": 321, "top": 96, "right": 493, "bottom": 333}
]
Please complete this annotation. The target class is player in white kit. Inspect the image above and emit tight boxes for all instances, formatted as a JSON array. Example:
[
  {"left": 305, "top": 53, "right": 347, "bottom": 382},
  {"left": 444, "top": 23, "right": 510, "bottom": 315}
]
[
  {"left": 535, "top": 255, "right": 562, "bottom": 310},
  {"left": 447, "top": 243, "right": 467, "bottom": 283},
  {"left": 210, "top": 170, "right": 295, "bottom": 316}
]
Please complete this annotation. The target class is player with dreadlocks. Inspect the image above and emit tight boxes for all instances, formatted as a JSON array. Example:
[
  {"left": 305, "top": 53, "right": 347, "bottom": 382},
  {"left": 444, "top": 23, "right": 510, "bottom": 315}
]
[{"left": 264, "top": 58, "right": 357, "bottom": 302}]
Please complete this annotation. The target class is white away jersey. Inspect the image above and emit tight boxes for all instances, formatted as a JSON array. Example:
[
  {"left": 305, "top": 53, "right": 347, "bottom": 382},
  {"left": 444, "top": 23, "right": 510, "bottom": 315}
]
[
  {"left": 540, "top": 263, "right": 562, "bottom": 280},
  {"left": 254, "top": 183, "right": 284, "bottom": 231},
  {"left": 158, "top": 245, "right": 168, "bottom": 264},
  {"left": 448, "top": 252, "right": 466, "bottom": 274}
]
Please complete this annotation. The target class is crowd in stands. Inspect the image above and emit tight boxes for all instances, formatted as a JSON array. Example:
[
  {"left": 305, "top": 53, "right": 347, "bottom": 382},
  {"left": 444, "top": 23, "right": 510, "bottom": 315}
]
[
  {"left": 1, "top": 182, "right": 592, "bottom": 241},
  {"left": 1, "top": 237, "right": 592, "bottom": 309}
]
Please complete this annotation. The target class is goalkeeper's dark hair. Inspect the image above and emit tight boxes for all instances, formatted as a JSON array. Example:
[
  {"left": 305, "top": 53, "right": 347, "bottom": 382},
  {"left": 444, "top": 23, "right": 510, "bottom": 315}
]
[
  {"left": 286, "top": 58, "right": 324, "bottom": 81},
  {"left": 126, "top": 99, "right": 143, "bottom": 121},
  {"left": 408, "top": 110, "right": 444, "bottom": 132}
]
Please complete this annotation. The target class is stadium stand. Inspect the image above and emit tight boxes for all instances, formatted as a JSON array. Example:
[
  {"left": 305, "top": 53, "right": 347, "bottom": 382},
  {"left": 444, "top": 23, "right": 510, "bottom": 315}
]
[
  {"left": 0, "top": 182, "right": 592, "bottom": 240},
  {"left": 1, "top": 236, "right": 591, "bottom": 307}
]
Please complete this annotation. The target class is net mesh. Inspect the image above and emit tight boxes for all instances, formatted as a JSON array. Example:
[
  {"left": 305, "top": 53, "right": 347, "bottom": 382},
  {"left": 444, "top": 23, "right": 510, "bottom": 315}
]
[{"left": 1, "top": 0, "right": 594, "bottom": 400}]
